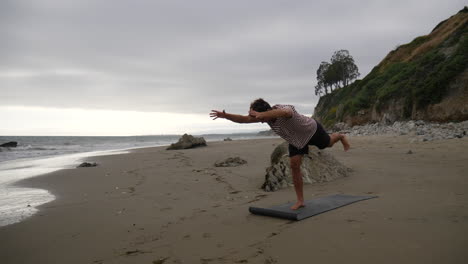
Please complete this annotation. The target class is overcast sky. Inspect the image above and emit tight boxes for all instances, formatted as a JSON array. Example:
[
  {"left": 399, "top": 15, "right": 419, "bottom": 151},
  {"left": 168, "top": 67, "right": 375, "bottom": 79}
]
[{"left": 1, "top": 0, "right": 465, "bottom": 135}]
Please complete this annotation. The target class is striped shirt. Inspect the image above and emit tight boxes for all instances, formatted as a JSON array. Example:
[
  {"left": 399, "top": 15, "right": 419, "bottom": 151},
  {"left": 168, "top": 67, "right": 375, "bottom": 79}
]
[{"left": 267, "top": 104, "right": 317, "bottom": 149}]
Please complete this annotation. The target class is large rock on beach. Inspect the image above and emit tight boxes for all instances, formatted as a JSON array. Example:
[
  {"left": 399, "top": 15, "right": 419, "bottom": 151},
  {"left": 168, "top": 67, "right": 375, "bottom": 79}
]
[
  {"left": 262, "top": 142, "right": 351, "bottom": 192},
  {"left": 166, "top": 134, "right": 207, "bottom": 150},
  {"left": 1, "top": 141, "right": 18, "bottom": 148},
  {"left": 77, "top": 162, "right": 98, "bottom": 168}
]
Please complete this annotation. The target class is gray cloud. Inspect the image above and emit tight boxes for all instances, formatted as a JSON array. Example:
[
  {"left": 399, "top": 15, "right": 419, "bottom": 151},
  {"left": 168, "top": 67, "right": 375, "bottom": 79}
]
[{"left": 1, "top": 0, "right": 465, "bottom": 114}]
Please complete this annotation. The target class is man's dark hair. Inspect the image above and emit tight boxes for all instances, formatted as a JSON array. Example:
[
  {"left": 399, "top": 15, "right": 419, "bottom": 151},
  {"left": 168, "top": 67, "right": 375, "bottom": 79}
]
[{"left": 250, "top": 98, "right": 272, "bottom": 112}]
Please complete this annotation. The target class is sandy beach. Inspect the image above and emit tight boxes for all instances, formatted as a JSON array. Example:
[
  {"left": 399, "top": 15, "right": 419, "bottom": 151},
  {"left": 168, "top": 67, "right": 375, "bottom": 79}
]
[{"left": 0, "top": 135, "right": 467, "bottom": 264}]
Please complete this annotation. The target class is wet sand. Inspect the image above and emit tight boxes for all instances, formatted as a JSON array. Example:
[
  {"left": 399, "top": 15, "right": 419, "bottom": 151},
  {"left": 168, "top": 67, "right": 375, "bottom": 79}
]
[{"left": 0, "top": 135, "right": 467, "bottom": 264}]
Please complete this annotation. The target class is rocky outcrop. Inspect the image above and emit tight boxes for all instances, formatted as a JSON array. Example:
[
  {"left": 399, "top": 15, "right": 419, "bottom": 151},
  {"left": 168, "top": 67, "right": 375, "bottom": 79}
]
[
  {"left": 332, "top": 120, "right": 467, "bottom": 142},
  {"left": 354, "top": 70, "right": 468, "bottom": 125},
  {"left": 214, "top": 157, "right": 247, "bottom": 167},
  {"left": 262, "top": 142, "right": 351, "bottom": 192},
  {"left": 1, "top": 141, "right": 18, "bottom": 148},
  {"left": 166, "top": 134, "right": 207, "bottom": 150},
  {"left": 417, "top": 69, "right": 468, "bottom": 122}
]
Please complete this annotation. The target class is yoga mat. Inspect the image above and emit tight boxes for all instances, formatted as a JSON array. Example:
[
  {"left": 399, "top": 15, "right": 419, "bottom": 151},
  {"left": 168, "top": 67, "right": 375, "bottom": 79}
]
[{"left": 249, "top": 194, "right": 377, "bottom": 221}]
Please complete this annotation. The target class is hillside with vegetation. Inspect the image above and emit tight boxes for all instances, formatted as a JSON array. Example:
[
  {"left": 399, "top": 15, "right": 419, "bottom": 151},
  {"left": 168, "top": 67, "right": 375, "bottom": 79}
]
[{"left": 314, "top": 7, "right": 468, "bottom": 128}]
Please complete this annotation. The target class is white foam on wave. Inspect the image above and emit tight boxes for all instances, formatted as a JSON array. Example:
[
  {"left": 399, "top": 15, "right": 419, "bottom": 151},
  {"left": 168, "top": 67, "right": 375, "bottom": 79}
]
[{"left": 0, "top": 149, "right": 128, "bottom": 227}]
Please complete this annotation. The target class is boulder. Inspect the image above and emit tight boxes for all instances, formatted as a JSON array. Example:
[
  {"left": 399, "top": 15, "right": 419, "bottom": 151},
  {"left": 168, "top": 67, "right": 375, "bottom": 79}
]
[
  {"left": 262, "top": 142, "right": 351, "bottom": 192},
  {"left": 1, "top": 141, "right": 18, "bottom": 148},
  {"left": 223, "top": 137, "right": 233, "bottom": 141},
  {"left": 415, "top": 120, "right": 425, "bottom": 126},
  {"left": 214, "top": 157, "right": 247, "bottom": 167},
  {"left": 77, "top": 162, "right": 98, "bottom": 168},
  {"left": 166, "top": 134, "right": 207, "bottom": 150}
]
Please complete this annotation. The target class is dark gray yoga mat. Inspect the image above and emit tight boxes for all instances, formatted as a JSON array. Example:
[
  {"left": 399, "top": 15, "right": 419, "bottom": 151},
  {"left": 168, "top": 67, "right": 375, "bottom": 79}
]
[{"left": 249, "top": 194, "right": 377, "bottom": 221}]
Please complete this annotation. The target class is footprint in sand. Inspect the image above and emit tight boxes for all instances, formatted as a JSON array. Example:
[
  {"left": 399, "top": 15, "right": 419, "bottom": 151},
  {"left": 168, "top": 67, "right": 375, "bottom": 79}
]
[
  {"left": 247, "top": 194, "right": 268, "bottom": 203},
  {"left": 268, "top": 232, "right": 278, "bottom": 238},
  {"left": 264, "top": 256, "right": 278, "bottom": 264}
]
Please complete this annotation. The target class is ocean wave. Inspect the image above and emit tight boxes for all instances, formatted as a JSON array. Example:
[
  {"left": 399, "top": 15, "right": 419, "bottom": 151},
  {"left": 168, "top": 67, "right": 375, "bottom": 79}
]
[
  {"left": 11, "top": 146, "right": 58, "bottom": 151},
  {"left": 28, "top": 147, "right": 57, "bottom": 151}
]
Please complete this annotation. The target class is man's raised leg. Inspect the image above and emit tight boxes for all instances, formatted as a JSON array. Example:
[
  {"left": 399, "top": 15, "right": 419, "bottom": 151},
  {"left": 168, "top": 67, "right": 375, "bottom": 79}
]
[
  {"left": 290, "top": 155, "right": 305, "bottom": 210},
  {"left": 329, "top": 133, "right": 350, "bottom": 151}
]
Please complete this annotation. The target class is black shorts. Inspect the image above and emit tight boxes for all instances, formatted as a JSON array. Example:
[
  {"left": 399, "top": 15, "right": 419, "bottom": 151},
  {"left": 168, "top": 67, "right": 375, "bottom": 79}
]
[{"left": 288, "top": 122, "right": 331, "bottom": 157}]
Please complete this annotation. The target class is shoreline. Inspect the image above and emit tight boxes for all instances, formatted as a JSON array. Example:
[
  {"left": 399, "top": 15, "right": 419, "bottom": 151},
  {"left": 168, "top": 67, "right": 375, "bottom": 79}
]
[
  {"left": 0, "top": 148, "right": 132, "bottom": 227},
  {"left": 0, "top": 136, "right": 467, "bottom": 263},
  {"left": 0, "top": 134, "right": 278, "bottom": 163},
  {"left": 0, "top": 137, "right": 278, "bottom": 227}
]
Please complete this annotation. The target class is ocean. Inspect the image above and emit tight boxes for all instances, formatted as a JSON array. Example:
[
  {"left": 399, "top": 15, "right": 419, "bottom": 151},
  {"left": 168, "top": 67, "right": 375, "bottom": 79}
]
[{"left": 0, "top": 133, "right": 275, "bottom": 227}]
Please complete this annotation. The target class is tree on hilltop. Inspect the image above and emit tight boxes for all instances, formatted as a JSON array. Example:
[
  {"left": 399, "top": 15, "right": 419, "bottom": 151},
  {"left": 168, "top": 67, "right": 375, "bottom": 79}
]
[
  {"left": 315, "top": 49, "right": 360, "bottom": 97},
  {"left": 315, "top": 61, "right": 331, "bottom": 96}
]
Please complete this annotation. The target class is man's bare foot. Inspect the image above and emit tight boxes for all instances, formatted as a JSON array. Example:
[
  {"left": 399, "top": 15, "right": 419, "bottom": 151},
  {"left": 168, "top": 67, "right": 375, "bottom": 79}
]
[
  {"left": 291, "top": 201, "right": 305, "bottom": 210},
  {"left": 341, "top": 135, "right": 350, "bottom": 152}
]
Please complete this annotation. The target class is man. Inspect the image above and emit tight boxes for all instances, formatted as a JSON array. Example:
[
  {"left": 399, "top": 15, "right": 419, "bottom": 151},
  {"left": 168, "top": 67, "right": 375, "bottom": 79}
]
[{"left": 210, "top": 98, "right": 350, "bottom": 210}]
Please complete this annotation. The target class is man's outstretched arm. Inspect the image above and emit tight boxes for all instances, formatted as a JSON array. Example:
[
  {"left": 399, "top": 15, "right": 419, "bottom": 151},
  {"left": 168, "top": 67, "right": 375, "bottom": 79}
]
[
  {"left": 210, "top": 110, "right": 260, "bottom": 123},
  {"left": 248, "top": 108, "right": 292, "bottom": 121}
]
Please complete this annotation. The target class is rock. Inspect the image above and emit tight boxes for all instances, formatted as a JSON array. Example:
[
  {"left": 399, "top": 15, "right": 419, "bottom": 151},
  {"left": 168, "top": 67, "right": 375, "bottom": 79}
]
[
  {"left": 0, "top": 141, "right": 18, "bottom": 148},
  {"left": 332, "top": 122, "right": 349, "bottom": 132},
  {"left": 261, "top": 142, "right": 351, "bottom": 192},
  {"left": 214, "top": 157, "right": 247, "bottom": 167},
  {"left": 406, "top": 120, "right": 416, "bottom": 130},
  {"left": 416, "top": 128, "right": 426, "bottom": 135},
  {"left": 415, "top": 120, "right": 425, "bottom": 126},
  {"left": 77, "top": 162, "right": 98, "bottom": 168},
  {"left": 270, "top": 142, "right": 288, "bottom": 164},
  {"left": 340, "top": 120, "right": 466, "bottom": 141},
  {"left": 166, "top": 134, "right": 207, "bottom": 150},
  {"left": 406, "top": 150, "right": 413, "bottom": 154},
  {"left": 223, "top": 137, "right": 233, "bottom": 141}
]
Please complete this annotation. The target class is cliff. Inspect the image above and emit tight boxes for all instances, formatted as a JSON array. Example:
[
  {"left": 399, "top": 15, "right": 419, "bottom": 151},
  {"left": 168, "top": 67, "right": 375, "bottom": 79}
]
[{"left": 314, "top": 7, "right": 468, "bottom": 127}]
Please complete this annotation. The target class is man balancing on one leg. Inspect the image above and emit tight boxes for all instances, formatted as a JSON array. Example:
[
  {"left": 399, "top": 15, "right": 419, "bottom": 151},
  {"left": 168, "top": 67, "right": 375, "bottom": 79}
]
[{"left": 210, "top": 98, "right": 350, "bottom": 210}]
